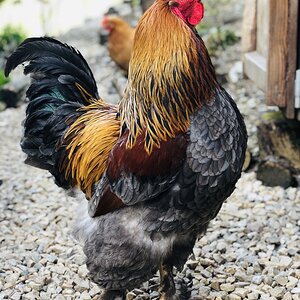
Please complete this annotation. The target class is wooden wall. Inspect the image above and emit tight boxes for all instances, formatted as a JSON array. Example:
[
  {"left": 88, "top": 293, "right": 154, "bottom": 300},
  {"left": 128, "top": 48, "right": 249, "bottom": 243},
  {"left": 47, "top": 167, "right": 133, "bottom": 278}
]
[{"left": 242, "top": 0, "right": 299, "bottom": 119}]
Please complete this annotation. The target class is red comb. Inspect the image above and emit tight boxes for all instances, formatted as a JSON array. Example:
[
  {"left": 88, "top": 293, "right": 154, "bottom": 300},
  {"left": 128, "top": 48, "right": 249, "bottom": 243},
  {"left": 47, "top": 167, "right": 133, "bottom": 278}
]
[
  {"left": 187, "top": 1, "right": 204, "bottom": 26},
  {"left": 102, "top": 15, "right": 109, "bottom": 28}
]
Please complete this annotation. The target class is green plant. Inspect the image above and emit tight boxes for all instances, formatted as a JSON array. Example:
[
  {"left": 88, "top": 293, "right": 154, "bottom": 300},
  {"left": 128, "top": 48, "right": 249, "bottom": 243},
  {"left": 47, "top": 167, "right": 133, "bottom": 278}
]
[
  {"left": 206, "top": 28, "right": 239, "bottom": 56},
  {"left": 0, "top": 25, "right": 26, "bottom": 52},
  {"left": 0, "top": 0, "right": 22, "bottom": 6},
  {"left": 0, "top": 69, "right": 10, "bottom": 87}
]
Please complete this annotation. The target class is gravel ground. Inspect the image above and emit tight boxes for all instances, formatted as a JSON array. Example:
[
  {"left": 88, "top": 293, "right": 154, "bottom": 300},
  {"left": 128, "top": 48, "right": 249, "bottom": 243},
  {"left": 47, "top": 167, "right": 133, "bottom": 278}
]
[{"left": 0, "top": 19, "right": 300, "bottom": 300}]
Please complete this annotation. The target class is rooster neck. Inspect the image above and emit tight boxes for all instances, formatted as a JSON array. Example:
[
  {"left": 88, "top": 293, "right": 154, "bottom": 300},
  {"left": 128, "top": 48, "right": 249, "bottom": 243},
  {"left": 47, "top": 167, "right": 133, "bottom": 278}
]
[{"left": 119, "top": 2, "right": 218, "bottom": 154}]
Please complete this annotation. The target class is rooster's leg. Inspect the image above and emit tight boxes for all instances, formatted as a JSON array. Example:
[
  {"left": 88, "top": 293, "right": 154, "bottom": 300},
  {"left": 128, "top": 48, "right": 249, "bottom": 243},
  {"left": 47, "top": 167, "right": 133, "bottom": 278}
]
[
  {"left": 159, "top": 262, "right": 178, "bottom": 300},
  {"left": 100, "top": 289, "right": 125, "bottom": 300}
]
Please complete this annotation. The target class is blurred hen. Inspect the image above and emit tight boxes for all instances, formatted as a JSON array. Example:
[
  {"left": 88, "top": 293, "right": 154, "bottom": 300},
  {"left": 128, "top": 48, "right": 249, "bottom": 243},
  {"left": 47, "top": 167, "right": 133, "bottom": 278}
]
[{"left": 102, "top": 15, "right": 135, "bottom": 73}]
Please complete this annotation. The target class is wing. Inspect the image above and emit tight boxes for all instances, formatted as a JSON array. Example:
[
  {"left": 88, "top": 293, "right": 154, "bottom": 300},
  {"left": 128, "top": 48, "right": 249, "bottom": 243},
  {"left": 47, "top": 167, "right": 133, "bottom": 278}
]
[
  {"left": 142, "top": 88, "right": 247, "bottom": 233},
  {"left": 88, "top": 130, "right": 188, "bottom": 217},
  {"left": 186, "top": 88, "right": 247, "bottom": 214}
]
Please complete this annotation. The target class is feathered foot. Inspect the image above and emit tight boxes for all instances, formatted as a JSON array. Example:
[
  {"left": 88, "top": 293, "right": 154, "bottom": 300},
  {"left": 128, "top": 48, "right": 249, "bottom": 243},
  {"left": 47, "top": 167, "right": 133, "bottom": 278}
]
[{"left": 100, "top": 289, "right": 125, "bottom": 300}]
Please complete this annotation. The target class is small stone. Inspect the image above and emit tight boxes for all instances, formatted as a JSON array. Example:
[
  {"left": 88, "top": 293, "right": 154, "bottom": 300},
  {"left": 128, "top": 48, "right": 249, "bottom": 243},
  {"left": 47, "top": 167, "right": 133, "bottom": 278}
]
[
  {"left": 270, "top": 286, "right": 285, "bottom": 299},
  {"left": 50, "top": 264, "right": 66, "bottom": 275},
  {"left": 247, "top": 267, "right": 255, "bottom": 275},
  {"left": 235, "top": 270, "right": 250, "bottom": 282},
  {"left": 274, "top": 275, "right": 288, "bottom": 286},
  {"left": 10, "top": 292, "right": 21, "bottom": 300},
  {"left": 234, "top": 288, "right": 248, "bottom": 298},
  {"left": 280, "top": 256, "right": 293, "bottom": 268},
  {"left": 74, "top": 279, "right": 90, "bottom": 292},
  {"left": 252, "top": 275, "right": 263, "bottom": 285},
  {"left": 80, "top": 290, "right": 92, "bottom": 300},
  {"left": 264, "top": 276, "right": 274, "bottom": 285},
  {"left": 193, "top": 247, "right": 201, "bottom": 258},
  {"left": 78, "top": 264, "right": 88, "bottom": 277},
  {"left": 63, "top": 288, "right": 75, "bottom": 295},
  {"left": 216, "top": 241, "right": 227, "bottom": 252},
  {"left": 283, "top": 292, "right": 293, "bottom": 300},
  {"left": 126, "top": 291, "right": 136, "bottom": 300},
  {"left": 287, "top": 277, "right": 298, "bottom": 289},
  {"left": 27, "top": 281, "right": 43, "bottom": 292},
  {"left": 201, "top": 269, "right": 212, "bottom": 278},
  {"left": 291, "top": 288, "right": 300, "bottom": 294},
  {"left": 199, "top": 258, "right": 215, "bottom": 267},
  {"left": 89, "top": 285, "right": 101, "bottom": 297},
  {"left": 220, "top": 283, "right": 235, "bottom": 292},
  {"left": 61, "top": 281, "right": 73, "bottom": 289},
  {"left": 199, "top": 286, "right": 210, "bottom": 297},
  {"left": 247, "top": 291, "right": 259, "bottom": 300},
  {"left": 47, "top": 254, "right": 58, "bottom": 263},
  {"left": 186, "top": 260, "right": 198, "bottom": 270},
  {"left": 228, "top": 294, "right": 242, "bottom": 300},
  {"left": 22, "top": 292, "right": 39, "bottom": 300},
  {"left": 211, "top": 280, "right": 220, "bottom": 291},
  {"left": 5, "top": 273, "right": 20, "bottom": 285},
  {"left": 40, "top": 292, "right": 51, "bottom": 300},
  {"left": 149, "top": 291, "right": 159, "bottom": 298}
]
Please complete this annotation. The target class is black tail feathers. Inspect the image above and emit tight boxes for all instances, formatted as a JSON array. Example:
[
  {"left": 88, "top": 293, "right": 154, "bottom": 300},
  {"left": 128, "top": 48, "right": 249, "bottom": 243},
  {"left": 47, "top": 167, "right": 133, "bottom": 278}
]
[{"left": 5, "top": 37, "right": 100, "bottom": 188}]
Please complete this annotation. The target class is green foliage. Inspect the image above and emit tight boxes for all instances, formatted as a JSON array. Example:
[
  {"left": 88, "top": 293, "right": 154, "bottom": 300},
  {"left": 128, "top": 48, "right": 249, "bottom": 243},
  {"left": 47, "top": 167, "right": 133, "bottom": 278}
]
[
  {"left": 0, "top": 25, "right": 26, "bottom": 52},
  {"left": 0, "top": 69, "right": 10, "bottom": 88},
  {"left": 206, "top": 28, "right": 239, "bottom": 56},
  {"left": 0, "top": 0, "right": 22, "bottom": 5},
  {"left": 196, "top": 22, "right": 210, "bottom": 35},
  {"left": 197, "top": 0, "right": 238, "bottom": 34},
  {"left": 204, "top": 0, "right": 232, "bottom": 18}
]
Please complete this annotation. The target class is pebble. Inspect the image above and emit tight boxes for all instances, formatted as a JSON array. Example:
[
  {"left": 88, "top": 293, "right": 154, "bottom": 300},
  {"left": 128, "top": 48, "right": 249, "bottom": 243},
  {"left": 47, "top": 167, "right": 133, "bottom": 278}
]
[
  {"left": 291, "top": 288, "right": 300, "bottom": 294},
  {"left": 270, "top": 286, "right": 286, "bottom": 299},
  {"left": 252, "top": 275, "right": 264, "bottom": 285},
  {"left": 287, "top": 277, "right": 298, "bottom": 289},
  {"left": 220, "top": 283, "right": 235, "bottom": 292},
  {"left": 274, "top": 275, "right": 288, "bottom": 286},
  {"left": 247, "top": 291, "right": 259, "bottom": 300},
  {"left": 127, "top": 292, "right": 136, "bottom": 300},
  {"left": 198, "top": 286, "right": 210, "bottom": 297},
  {"left": 228, "top": 294, "right": 242, "bottom": 300}
]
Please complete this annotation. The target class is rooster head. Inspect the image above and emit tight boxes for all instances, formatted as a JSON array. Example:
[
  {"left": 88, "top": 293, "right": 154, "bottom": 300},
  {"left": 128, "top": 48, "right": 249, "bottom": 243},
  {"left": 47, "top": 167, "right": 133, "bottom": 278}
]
[{"left": 168, "top": 0, "right": 204, "bottom": 26}]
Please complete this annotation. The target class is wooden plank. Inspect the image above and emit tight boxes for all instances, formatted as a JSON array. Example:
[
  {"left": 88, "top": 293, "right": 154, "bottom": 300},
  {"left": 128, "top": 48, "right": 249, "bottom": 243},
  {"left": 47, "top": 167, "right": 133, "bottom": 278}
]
[
  {"left": 242, "top": 0, "right": 269, "bottom": 91},
  {"left": 256, "top": 0, "right": 270, "bottom": 58},
  {"left": 244, "top": 51, "right": 267, "bottom": 91},
  {"left": 285, "top": 0, "right": 299, "bottom": 118},
  {"left": 298, "top": 2, "right": 300, "bottom": 70},
  {"left": 267, "top": 0, "right": 298, "bottom": 117},
  {"left": 242, "top": 0, "right": 257, "bottom": 53}
]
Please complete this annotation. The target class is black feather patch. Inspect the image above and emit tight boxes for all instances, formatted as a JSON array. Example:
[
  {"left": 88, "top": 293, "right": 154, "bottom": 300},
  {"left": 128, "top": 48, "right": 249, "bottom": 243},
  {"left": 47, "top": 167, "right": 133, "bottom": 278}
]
[{"left": 4, "top": 37, "right": 100, "bottom": 188}]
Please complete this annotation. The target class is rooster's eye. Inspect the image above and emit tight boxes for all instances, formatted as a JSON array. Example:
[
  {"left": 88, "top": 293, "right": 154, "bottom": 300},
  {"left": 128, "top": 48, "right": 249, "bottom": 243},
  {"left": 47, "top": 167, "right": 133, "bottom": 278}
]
[{"left": 168, "top": 1, "right": 179, "bottom": 7}]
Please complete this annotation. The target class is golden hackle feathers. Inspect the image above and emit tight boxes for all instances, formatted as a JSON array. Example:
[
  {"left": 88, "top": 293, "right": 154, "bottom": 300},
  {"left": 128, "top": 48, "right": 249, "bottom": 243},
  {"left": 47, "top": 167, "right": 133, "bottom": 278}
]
[
  {"left": 62, "top": 101, "right": 120, "bottom": 198},
  {"left": 118, "top": 1, "right": 217, "bottom": 155}
]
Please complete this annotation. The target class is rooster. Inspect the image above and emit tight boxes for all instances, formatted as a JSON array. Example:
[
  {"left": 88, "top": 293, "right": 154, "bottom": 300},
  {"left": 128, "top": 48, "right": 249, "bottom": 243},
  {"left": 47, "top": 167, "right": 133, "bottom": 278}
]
[
  {"left": 5, "top": 0, "right": 247, "bottom": 299},
  {"left": 102, "top": 15, "right": 135, "bottom": 73}
]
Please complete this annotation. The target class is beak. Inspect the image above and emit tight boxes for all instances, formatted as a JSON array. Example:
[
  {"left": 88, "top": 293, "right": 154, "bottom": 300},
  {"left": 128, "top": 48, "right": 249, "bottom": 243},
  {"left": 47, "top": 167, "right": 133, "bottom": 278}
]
[{"left": 168, "top": 1, "right": 179, "bottom": 7}]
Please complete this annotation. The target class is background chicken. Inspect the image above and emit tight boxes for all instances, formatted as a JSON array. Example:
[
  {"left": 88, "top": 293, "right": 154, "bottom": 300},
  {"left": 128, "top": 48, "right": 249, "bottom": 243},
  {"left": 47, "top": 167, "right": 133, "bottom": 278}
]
[
  {"left": 5, "top": 0, "right": 247, "bottom": 299},
  {"left": 102, "top": 15, "right": 135, "bottom": 73}
]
